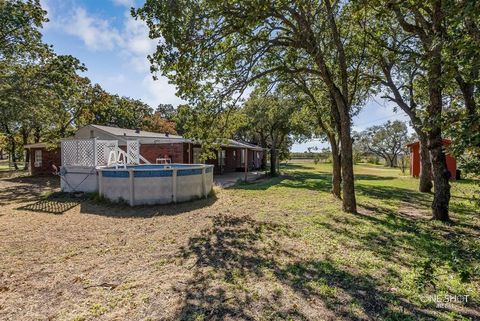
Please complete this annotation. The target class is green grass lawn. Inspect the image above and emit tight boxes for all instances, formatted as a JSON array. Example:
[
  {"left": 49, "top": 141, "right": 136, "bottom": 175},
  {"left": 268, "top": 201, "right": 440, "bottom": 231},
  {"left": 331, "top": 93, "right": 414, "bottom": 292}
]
[
  {"left": 223, "top": 161, "right": 480, "bottom": 320},
  {"left": 0, "top": 159, "right": 26, "bottom": 172},
  {"left": 0, "top": 159, "right": 10, "bottom": 171}
]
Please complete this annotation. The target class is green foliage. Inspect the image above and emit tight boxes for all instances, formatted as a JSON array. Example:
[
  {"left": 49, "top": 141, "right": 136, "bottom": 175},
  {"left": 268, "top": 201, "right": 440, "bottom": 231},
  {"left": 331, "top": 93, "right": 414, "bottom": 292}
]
[{"left": 0, "top": 0, "right": 48, "bottom": 60}]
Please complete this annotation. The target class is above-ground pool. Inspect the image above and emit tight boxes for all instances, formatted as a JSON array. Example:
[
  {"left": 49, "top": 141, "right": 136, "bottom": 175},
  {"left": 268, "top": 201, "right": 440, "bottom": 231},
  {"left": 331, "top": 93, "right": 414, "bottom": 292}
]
[{"left": 96, "top": 164, "right": 214, "bottom": 206}]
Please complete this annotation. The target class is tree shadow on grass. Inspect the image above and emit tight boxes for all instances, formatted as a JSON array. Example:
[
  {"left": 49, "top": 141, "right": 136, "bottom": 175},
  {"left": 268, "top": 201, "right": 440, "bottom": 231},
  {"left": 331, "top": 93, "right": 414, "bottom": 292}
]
[
  {"left": 313, "top": 203, "right": 480, "bottom": 317},
  {"left": 78, "top": 193, "right": 219, "bottom": 218},
  {"left": 0, "top": 175, "right": 59, "bottom": 205},
  {"left": 173, "top": 214, "right": 445, "bottom": 321},
  {"left": 276, "top": 259, "right": 443, "bottom": 321},
  {"left": 174, "top": 214, "right": 296, "bottom": 320},
  {"left": 355, "top": 184, "right": 432, "bottom": 209},
  {"left": 356, "top": 183, "right": 477, "bottom": 217},
  {"left": 233, "top": 170, "right": 395, "bottom": 194}
]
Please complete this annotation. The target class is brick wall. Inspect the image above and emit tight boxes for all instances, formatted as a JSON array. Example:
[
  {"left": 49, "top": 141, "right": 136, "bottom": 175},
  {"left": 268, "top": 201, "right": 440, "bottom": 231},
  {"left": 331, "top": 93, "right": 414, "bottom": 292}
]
[
  {"left": 29, "top": 147, "right": 61, "bottom": 176},
  {"left": 140, "top": 143, "right": 186, "bottom": 164}
]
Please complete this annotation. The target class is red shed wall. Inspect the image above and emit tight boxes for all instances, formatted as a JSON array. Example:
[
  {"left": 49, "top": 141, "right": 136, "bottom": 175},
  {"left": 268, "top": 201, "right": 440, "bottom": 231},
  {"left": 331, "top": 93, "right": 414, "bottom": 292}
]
[
  {"left": 409, "top": 141, "right": 457, "bottom": 180},
  {"left": 446, "top": 154, "right": 457, "bottom": 179},
  {"left": 29, "top": 147, "right": 61, "bottom": 175},
  {"left": 410, "top": 143, "right": 420, "bottom": 178}
]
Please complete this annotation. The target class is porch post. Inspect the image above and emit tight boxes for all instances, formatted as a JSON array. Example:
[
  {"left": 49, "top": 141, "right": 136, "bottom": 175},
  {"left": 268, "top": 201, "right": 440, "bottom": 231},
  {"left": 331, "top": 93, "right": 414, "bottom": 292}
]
[{"left": 244, "top": 148, "right": 248, "bottom": 182}]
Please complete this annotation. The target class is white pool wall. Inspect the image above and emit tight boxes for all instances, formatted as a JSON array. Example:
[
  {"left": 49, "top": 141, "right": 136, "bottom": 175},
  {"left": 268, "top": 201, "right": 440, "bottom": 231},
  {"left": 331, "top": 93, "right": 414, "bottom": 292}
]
[{"left": 98, "top": 165, "right": 214, "bottom": 206}]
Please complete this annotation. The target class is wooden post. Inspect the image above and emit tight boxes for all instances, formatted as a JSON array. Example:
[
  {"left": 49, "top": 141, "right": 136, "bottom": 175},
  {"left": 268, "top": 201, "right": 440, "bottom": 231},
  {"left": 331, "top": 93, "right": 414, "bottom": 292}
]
[
  {"left": 98, "top": 170, "right": 103, "bottom": 197},
  {"left": 202, "top": 167, "right": 207, "bottom": 198},
  {"left": 172, "top": 168, "right": 177, "bottom": 203},
  {"left": 244, "top": 148, "right": 248, "bottom": 182},
  {"left": 93, "top": 138, "right": 97, "bottom": 166},
  {"left": 128, "top": 168, "right": 134, "bottom": 206}
]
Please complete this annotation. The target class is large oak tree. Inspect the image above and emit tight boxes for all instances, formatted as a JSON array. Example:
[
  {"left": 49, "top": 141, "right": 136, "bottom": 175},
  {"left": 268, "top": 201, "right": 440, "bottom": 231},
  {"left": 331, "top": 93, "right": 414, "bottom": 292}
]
[{"left": 134, "top": 0, "right": 371, "bottom": 212}]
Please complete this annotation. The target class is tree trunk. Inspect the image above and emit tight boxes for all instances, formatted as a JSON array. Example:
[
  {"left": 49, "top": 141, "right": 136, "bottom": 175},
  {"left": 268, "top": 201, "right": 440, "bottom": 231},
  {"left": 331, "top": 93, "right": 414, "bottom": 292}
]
[
  {"left": 24, "top": 148, "right": 30, "bottom": 170},
  {"left": 9, "top": 137, "right": 18, "bottom": 170},
  {"left": 335, "top": 99, "right": 357, "bottom": 213},
  {"left": 270, "top": 148, "right": 277, "bottom": 176},
  {"left": 22, "top": 130, "right": 29, "bottom": 170},
  {"left": 386, "top": 156, "right": 395, "bottom": 167},
  {"left": 456, "top": 74, "right": 477, "bottom": 118},
  {"left": 34, "top": 126, "right": 41, "bottom": 143},
  {"left": 428, "top": 132, "right": 451, "bottom": 221},
  {"left": 418, "top": 135, "right": 433, "bottom": 193},
  {"left": 427, "top": 0, "right": 450, "bottom": 221},
  {"left": 339, "top": 131, "right": 356, "bottom": 212},
  {"left": 329, "top": 135, "right": 341, "bottom": 198}
]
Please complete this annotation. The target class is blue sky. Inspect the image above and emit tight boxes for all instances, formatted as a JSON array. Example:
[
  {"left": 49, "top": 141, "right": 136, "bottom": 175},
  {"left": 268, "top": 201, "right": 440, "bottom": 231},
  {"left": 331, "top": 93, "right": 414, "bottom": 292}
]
[{"left": 40, "top": 0, "right": 410, "bottom": 152}]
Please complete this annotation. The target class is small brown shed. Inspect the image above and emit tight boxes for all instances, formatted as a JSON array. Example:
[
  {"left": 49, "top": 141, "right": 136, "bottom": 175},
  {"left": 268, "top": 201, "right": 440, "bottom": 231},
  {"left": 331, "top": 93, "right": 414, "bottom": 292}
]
[{"left": 24, "top": 143, "right": 61, "bottom": 175}]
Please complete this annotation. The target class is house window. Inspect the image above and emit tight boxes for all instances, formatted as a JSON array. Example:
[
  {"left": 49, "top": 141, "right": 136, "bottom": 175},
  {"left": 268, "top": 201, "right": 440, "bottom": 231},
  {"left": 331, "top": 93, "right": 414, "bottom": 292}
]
[
  {"left": 218, "top": 150, "right": 226, "bottom": 166},
  {"left": 241, "top": 149, "right": 246, "bottom": 164},
  {"left": 34, "top": 149, "right": 42, "bottom": 167},
  {"left": 233, "top": 150, "right": 236, "bottom": 159}
]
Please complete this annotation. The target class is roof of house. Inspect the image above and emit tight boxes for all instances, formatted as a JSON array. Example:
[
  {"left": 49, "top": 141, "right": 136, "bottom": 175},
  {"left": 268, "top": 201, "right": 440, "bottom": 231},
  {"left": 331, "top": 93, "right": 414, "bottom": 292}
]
[
  {"left": 73, "top": 124, "right": 264, "bottom": 150},
  {"left": 225, "top": 139, "right": 264, "bottom": 151},
  {"left": 89, "top": 124, "right": 184, "bottom": 139}
]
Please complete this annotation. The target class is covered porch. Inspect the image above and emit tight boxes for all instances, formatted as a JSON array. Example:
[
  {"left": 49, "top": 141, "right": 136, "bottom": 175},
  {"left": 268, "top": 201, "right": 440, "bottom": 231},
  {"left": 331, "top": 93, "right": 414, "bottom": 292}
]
[{"left": 213, "top": 170, "right": 266, "bottom": 188}]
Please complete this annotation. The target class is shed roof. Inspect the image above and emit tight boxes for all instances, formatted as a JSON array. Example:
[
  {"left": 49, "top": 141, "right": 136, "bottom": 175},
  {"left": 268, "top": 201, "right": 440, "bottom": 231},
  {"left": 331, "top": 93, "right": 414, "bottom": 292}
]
[{"left": 24, "top": 143, "right": 47, "bottom": 149}]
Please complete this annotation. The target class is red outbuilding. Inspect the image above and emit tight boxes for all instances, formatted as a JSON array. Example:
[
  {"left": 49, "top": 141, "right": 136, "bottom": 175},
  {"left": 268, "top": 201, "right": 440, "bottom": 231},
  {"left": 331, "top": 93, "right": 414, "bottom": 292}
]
[
  {"left": 407, "top": 139, "right": 457, "bottom": 180},
  {"left": 24, "top": 143, "right": 61, "bottom": 176}
]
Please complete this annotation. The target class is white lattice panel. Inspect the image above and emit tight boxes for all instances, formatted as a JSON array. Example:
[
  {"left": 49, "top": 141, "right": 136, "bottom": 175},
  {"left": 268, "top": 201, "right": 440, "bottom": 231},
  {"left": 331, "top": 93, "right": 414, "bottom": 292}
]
[
  {"left": 61, "top": 140, "right": 77, "bottom": 166},
  {"left": 127, "top": 140, "right": 140, "bottom": 164},
  {"left": 96, "top": 140, "right": 118, "bottom": 166},
  {"left": 61, "top": 139, "right": 95, "bottom": 166}
]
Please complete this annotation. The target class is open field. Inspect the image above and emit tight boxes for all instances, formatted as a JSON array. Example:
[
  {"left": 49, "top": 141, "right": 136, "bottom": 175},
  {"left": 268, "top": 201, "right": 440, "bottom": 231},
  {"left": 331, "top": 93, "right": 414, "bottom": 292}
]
[{"left": 0, "top": 162, "right": 478, "bottom": 321}]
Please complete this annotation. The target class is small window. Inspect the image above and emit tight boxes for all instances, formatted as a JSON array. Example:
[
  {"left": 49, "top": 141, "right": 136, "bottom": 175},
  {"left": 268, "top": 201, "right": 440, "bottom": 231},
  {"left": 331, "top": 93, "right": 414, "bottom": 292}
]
[
  {"left": 233, "top": 150, "right": 236, "bottom": 159},
  {"left": 257, "top": 152, "right": 260, "bottom": 159},
  {"left": 34, "top": 149, "right": 42, "bottom": 167},
  {"left": 241, "top": 149, "right": 246, "bottom": 164}
]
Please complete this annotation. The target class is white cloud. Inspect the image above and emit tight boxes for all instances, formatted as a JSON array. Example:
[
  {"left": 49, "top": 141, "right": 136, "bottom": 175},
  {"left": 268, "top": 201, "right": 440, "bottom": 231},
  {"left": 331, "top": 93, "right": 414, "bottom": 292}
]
[
  {"left": 119, "top": 13, "right": 157, "bottom": 72},
  {"left": 106, "top": 74, "right": 127, "bottom": 84},
  {"left": 111, "top": 0, "right": 135, "bottom": 7},
  {"left": 58, "top": 6, "right": 156, "bottom": 71},
  {"left": 45, "top": 2, "right": 182, "bottom": 107},
  {"left": 142, "top": 74, "right": 184, "bottom": 107},
  {"left": 64, "top": 7, "right": 122, "bottom": 51}
]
